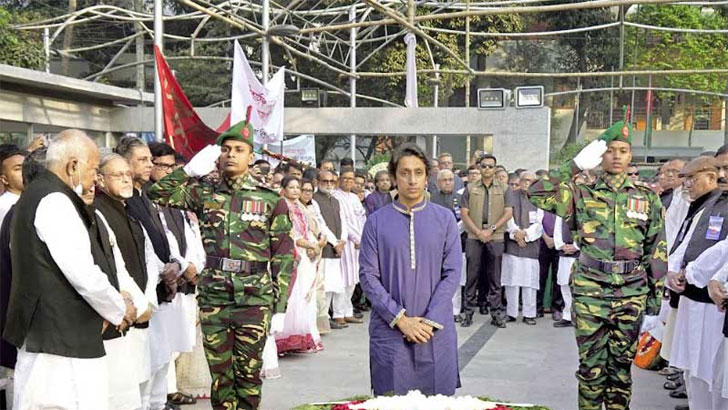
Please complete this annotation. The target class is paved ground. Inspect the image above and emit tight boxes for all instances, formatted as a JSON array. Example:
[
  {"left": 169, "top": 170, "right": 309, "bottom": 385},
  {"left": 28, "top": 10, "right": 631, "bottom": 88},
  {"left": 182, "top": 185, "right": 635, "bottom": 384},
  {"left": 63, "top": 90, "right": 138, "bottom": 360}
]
[{"left": 188, "top": 311, "right": 683, "bottom": 410}]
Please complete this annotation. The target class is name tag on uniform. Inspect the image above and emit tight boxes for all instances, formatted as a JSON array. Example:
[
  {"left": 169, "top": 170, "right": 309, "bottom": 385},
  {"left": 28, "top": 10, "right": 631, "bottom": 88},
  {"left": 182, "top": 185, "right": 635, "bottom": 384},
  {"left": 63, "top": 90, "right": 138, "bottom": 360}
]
[
  {"left": 529, "top": 211, "right": 538, "bottom": 224},
  {"left": 707, "top": 215, "right": 724, "bottom": 240}
]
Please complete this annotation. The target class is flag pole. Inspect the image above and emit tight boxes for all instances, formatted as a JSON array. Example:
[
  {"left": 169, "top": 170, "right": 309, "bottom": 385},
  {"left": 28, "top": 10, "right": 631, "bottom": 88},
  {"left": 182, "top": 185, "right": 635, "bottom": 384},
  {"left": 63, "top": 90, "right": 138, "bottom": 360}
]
[
  {"left": 153, "top": 0, "right": 164, "bottom": 142},
  {"left": 349, "top": 4, "right": 357, "bottom": 164}
]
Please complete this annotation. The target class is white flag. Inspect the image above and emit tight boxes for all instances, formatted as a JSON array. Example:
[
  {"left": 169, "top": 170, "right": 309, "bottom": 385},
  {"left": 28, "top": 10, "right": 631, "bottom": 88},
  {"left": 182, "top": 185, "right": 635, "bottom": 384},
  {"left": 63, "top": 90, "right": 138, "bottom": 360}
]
[
  {"left": 232, "top": 40, "right": 286, "bottom": 144},
  {"left": 404, "top": 33, "right": 418, "bottom": 108}
]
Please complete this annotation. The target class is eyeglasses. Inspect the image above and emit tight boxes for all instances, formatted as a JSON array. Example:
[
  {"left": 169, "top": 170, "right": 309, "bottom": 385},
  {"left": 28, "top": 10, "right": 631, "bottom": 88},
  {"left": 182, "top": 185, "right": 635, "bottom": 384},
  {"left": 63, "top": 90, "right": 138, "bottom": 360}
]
[
  {"left": 302, "top": 188, "right": 314, "bottom": 193},
  {"left": 103, "top": 171, "right": 133, "bottom": 181},
  {"left": 627, "top": 172, "right": 639, "bottom": 176},
  {"left": 153, "top": 162, "right": 175, "bottom": 171},
  {"left": 480, "top": 164, "right": 495, "bottom": 169},
  {"left": 319, "top": 179, "right": 335, "bottom": 184}
]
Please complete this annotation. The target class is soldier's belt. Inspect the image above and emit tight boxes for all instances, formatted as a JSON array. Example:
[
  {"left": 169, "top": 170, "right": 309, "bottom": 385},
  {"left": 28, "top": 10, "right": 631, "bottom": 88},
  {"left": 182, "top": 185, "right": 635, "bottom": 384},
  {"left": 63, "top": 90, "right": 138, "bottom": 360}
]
[
  {"left": 578, "top": 254, "right": 639, "bottom": 274},
  {"left": 206, "top": 256, "right": 268, "bottom": 274}
]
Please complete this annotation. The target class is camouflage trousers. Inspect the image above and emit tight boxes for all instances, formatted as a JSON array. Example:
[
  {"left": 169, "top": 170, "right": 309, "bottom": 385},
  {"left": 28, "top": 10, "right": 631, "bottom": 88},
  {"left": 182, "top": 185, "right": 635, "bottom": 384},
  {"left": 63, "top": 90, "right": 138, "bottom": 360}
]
[
  {"left": 200, "top": 304, "right": 271, "bottom": 410},
  {"left": 572, "top": 294, "right": 646, "bottom": 410}
]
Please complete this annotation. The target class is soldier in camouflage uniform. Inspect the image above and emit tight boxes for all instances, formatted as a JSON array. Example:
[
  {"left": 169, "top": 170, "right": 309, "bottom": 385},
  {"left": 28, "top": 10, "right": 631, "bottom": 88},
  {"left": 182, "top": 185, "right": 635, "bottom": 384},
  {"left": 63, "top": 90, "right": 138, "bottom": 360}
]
[
  {"left": 528, "top": 110, "right": 667, "bottom": 410},
  {"left": 148, "top": 113, "right": 294, "bottom": 410}
]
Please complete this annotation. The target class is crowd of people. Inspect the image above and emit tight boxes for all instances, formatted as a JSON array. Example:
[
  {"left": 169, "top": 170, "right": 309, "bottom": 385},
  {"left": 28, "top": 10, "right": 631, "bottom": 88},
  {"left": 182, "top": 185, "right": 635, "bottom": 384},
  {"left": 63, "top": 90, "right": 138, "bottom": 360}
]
[{"left": 2, "top": 115, "right": 728, "bottom": 410}]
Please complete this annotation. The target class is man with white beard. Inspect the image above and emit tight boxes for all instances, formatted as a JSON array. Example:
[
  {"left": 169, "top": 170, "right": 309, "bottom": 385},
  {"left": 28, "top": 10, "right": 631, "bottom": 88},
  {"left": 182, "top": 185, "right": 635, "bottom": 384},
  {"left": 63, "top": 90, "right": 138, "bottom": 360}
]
[
  {"left": 5, "top": 129, "right": 135, "bottom": 410},
  {"left": 313, "top": 170, "right": 349, "bottom": 329}
]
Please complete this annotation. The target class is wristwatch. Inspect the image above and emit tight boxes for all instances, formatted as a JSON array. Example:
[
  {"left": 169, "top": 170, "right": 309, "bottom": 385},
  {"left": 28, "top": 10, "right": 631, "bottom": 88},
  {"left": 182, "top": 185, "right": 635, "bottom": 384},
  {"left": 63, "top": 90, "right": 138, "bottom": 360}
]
[{"left": 489, "top": 225, "right": 497, "bottom": 231}]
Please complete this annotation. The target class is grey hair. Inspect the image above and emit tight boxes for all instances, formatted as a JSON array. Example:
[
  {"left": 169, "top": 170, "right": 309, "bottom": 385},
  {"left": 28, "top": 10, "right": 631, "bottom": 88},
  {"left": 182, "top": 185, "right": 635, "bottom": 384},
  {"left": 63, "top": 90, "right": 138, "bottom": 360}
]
[
  {"left": 45, "top": 129, "right": 92, "bottom": 168},
  {"left": 100, "top": 153, "right": 127, "bottom": 172},
  {"left": 115, "top": 136, "right": 148, "bottom": 159},
  {"left": 520, "top": 171, "right": 536, "bottom": 180},
  {"left": 437, "top": 168, "right": 454, "bottom": 181}
]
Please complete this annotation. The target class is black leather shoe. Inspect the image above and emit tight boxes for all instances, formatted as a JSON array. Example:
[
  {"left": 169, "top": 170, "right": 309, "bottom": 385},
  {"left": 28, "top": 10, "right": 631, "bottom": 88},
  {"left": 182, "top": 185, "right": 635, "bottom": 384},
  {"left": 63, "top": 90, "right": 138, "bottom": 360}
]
[
  {"left": 506, "top": 315, "right": 517, "bottom": 323},
  {"left": 664, "top": 380, "right": 683, "bottom": 390},
  {"left": 536, "top": 310, "right": 545, "bottom": 318},
  {"left": 353, "top": 311, "right": 364, "bottom": 319},
  {"left": 461, "top": 315, "right": 473, "bottom": 327},
  {"left": 667, "top": 373, "right": 682, "bottom": 381},
  {"left": 669, "top": 389, "right": 687, "bottom": 399},
  {"left": 523, "top": 317, "right": 537, "bottom": 325},
  {"left": 674, "top": 405, "right": 689, "bottom": 410},
  {"left": 454, "top": 314, "right": 462, "bottom": 323},
  {"left": 553, "top": 319, "right": 573, "bottom": 328},
  {"left": 329, "top": 319, "right": 345, "bottom": 330},
  {"left": 491, "top": 317, "right": 506, "bottom": 328},
  {"left": 479, "top": 305, "right": 489, "bottom": 315}
]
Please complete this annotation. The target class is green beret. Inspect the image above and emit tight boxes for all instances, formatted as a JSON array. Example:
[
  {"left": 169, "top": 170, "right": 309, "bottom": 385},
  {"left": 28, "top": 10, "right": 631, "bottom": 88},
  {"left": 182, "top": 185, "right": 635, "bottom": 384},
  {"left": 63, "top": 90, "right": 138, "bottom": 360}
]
[
  {"left": 215, "top": 120, "right": 255, "bottom": 147},
  {"left": 598, "top": 106, "right": 632, "bottom": 145},
  {"left": 598, "top": 120, "right": 632, "bottom": 145}
]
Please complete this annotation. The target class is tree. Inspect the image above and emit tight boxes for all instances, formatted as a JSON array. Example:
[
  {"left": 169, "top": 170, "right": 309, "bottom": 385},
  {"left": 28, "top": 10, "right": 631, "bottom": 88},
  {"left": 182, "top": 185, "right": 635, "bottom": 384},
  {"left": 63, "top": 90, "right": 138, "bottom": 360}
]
[
  {"left": 535, "top": 2, "right": 620, "bottom": 143},
  {"left": 0, "top": 7, "right": 45, "bottom": 69},
  {"left": 625, "top": 4, "right": 728, "bottom": 121}
]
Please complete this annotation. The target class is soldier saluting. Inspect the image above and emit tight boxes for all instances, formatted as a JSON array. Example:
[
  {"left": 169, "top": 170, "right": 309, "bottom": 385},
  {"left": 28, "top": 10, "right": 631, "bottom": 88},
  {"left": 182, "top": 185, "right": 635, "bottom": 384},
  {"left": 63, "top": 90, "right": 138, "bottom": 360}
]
[
  {"left": 528, "top": 107, "right": 667, "bottom": 410},
  {"left": 148, "top": 107, "right": 293, "bottom": 410}
]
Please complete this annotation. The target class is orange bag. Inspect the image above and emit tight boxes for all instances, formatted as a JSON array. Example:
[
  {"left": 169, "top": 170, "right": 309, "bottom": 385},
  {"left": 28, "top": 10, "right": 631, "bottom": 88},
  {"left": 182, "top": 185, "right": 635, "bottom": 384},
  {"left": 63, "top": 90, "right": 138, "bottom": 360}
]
[{"left": 634, "top": 331, "right": 664, "bottom": 370}]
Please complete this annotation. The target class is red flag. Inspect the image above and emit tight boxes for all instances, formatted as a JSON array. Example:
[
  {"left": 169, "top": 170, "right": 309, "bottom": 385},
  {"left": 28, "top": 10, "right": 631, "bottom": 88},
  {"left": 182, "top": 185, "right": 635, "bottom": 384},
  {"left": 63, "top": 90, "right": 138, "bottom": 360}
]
[{"left": 154, "top": 46, "right": 218, "bottom": 159}]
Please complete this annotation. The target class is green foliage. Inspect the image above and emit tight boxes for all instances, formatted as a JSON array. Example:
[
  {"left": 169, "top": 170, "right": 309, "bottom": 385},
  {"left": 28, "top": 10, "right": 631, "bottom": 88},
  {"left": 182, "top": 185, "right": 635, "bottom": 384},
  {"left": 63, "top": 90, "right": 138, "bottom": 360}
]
[
  {"left": 366, "top": 152, "right": 391, "bottom": 169},
  {"left": 357, "top": 11, "right": 522, "bottom": 106},
  {"left": 626, "top": 5, "right": 728, "bottom": 103},
  {"left": 551, "top": 141, "right": 588, "bottom": 166},
  {"left": 0, "top": 7, "right": 45, "bottom": 69}
]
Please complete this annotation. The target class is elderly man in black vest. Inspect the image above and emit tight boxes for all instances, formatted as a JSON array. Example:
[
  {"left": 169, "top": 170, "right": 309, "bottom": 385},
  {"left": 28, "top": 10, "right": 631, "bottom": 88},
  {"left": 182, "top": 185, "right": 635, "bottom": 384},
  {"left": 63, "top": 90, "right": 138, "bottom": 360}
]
[
  {"left": 502, "top": 171, "right": 543, "bottom": 326},
  {"left": 5, "top": 129, "right": 136, "bottom": 410},
  {"left": 313, "top": 169, "right": 348, "bottom": 330},
  {"left": 95, "top": 153, "right": 160, "bottom": 410},
  {"left": 664, "top": 156, "right": 728, "bottom": 409},
  {"left": 116, "top": 136, "right": 182, "bottom": 410},
  {"left": 148, "top": 142, "right": 204, "bottom": 407}
]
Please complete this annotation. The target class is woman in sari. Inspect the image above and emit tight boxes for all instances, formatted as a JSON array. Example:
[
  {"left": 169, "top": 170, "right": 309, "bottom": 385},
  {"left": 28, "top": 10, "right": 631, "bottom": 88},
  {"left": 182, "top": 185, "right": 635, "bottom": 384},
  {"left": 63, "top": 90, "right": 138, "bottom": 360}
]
[{"left": 274, "top": 176, "right": 325, "bottom": 353}]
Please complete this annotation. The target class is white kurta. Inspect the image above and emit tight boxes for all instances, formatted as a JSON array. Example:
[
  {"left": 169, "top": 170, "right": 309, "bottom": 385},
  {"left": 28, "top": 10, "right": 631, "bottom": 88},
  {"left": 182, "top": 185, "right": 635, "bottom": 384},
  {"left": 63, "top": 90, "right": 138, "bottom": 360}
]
[
  {"left": 669, "top": 209, "right": 726, "bottom": 387},
  {"left": 665, "top": 187, "right": 691, "bottom": 255},
  {"left": 0, "top": 191, "right": 19, "bottom": 226},
  {"left": 157, "top": 210, "right": 197, "bottom": 354},
  {"left": 553, "top": 216, "right": 578, "bottom": 286},
  {"left": 95, "top": 211, "right": 151, "bottom": 410},
  {"left": 332, "top": 189, "right": 365, "bottom": 288},
  {"left": 500, "top": 209, "right": 543, "bottom": 289},
  {"left": 14, "top": 192, "right": 126, "bottom": 410}
]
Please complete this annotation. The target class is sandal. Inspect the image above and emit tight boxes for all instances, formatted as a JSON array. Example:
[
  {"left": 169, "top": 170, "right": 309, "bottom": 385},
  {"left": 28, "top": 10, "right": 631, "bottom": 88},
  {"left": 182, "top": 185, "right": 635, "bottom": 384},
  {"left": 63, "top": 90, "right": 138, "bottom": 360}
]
[{"left": 167, "top": 392, "right": 197, "bottom": 405}]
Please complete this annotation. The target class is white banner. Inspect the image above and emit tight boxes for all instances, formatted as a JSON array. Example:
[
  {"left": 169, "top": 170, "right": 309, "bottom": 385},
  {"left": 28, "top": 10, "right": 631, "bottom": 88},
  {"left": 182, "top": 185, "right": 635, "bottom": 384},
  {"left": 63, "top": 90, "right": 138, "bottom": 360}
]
[
  {"left": 232, "top": 40, "right": 286, "bottom": 144},
  {"left": 259, "top": 134, "right": 317, "bottom": 168}
]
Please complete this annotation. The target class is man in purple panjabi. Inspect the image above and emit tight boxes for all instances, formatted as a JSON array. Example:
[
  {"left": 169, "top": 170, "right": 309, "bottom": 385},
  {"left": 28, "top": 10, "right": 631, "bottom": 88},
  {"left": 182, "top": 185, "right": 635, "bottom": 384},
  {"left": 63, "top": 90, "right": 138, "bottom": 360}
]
[{"left": 359, "top": 143, "right": 462, "bottom": 396}]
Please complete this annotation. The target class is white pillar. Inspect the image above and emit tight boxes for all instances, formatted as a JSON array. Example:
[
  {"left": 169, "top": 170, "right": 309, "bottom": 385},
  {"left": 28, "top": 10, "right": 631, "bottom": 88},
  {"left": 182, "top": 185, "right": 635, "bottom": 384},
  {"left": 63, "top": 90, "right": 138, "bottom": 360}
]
[
  {"left": 349, "top": 4, "right": 356, "bottom": 163},
  {"left": 262, "top": 0, "right": 270, "bottom": 86},
  {"left": 432, "top": 64, "right": 439, "bottom": 159},
  {"left": 153, "top": 0, "right": 163, "bottom": 142},
  {"left": 43, "top": 28, "right": 50, "bottom": 73}
]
